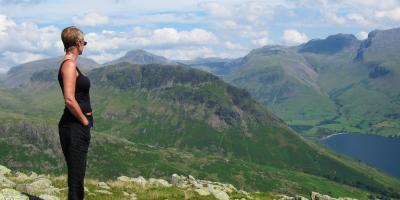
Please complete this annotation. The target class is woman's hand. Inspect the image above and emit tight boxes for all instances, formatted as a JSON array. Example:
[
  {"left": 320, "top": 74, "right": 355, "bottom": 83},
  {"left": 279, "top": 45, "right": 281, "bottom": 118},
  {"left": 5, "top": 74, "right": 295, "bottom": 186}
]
[{"left": 82, "top": 119, "right": 90, "bottom": 126}]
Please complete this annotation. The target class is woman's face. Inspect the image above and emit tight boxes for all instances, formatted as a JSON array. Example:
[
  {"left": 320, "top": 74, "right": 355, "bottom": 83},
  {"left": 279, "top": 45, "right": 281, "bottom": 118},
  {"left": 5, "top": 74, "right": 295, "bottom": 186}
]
[{"left": 77, "top": 38, "right": 87, "bottom": 55}]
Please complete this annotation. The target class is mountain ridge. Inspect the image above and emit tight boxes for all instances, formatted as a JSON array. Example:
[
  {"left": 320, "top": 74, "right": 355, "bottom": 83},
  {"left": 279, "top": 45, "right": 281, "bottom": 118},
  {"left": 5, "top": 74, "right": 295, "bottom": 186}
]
[{"left": 104, "top": 49, "right": 178, "bottom": 66}]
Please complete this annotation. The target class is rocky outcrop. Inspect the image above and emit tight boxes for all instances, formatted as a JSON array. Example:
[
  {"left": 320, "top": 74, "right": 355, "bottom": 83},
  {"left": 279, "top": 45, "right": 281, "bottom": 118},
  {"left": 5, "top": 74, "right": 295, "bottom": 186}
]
[
  {"left": 310, "top": 192, "right": 358, "bottom": 200},
  {"left": 0, "top": 164, "right": 359, "bottom": 200},
  {"left": 170, "top": 173, "right": 242, "bottom": 200}
]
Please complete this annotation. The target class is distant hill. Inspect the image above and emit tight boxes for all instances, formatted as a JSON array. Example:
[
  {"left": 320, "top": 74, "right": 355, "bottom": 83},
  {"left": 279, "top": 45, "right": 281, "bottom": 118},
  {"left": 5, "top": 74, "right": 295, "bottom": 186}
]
[
  {"left": 176, "top": 57, "right": 242, "bottom": 76},
  {"left": 223, "top": 27, "right": 400, "bottom": 138},
  {"left": 0, "top": 62, "right": 399, "bottom": 198},
  {"left": 104, "top": 49, "right": 177, "bottom": 66},
  {"left": 3, "top": 56, "right": 100, "bottom": 88},
  {"left": 299, "top": 34, "right": 360, "bottom": 54}
]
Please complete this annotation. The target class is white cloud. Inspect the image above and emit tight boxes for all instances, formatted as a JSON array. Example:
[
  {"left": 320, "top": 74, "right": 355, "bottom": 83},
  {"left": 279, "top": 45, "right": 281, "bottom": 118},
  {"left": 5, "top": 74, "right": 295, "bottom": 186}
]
[
  {"left": 315, "top": 0, "right": 400, "bottom": 27},
  {"left": 0, "top": 14, "right": 16, "bottom": 31},
  {"left": 0, "top": 15, "right": 221, "bottom": 68},
  {"left": 324, "top": 11, "right": 347, "bottom": 25},
  {"left": 77, "top": 26, "right": 220, "bottom": 63},
  {"left": 153, "top": 47, "right": 216, "bottom": 60},
  {"left": 282, "top": 29, "right": 309, "bottom": 45},
  {"left": 128, "top": 12, "right": 200, "bottom": 24},
  {"left": 85, "top": 27, "right": 218, "bottom": 54},
  {"left": 0, "top": 0, "right": 46, "bottom": 5},
  {"left": 346, "top": 13, "right": 371, "bottom": 26},
  {"left": 201, "top": 1, "right": 276, "bottom": 50},
  {"left": 72, "top": 12, "right": 110, "bottom": 27},
  {"left": 344, "top": 0, "right": 399, "bottom": 10},
  {"left": 356, "top": 31, "right": 368, "bottom": 40},
  {"left": 0, "top": 15, "right": 63, "bottom": 71},
  {"left": 252, "top": 37, "right": 271, "bottom": 47},
  {"left": 224, "top": 41, "right": 246, "bottom": 50},
  {"left": 88, "top": 51, "right": 125, "bottom": 64},
  {"left": 375, "top": 7, "right": 400, "bottom": 22},
  {"left": 198, "top": 2, "right": 233, "bottom": 18},
  {"left": 2, "top": 51, "right": 47, "bottom": 64}
]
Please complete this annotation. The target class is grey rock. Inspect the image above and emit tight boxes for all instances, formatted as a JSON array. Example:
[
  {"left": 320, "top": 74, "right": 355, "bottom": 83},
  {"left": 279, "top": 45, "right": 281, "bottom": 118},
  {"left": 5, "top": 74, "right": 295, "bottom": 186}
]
[
  {"left": 170, "top": 174, "right": 191, "bottom": 189},
  {"left": 123, "top": 191, "right": 130, "bottom": 196},
  {"left": 117, "top": 176, "right": 133, "bottom": 182},
  {"left": 95, "top": 189, "right": 113, "bottom": 195},
  {"left": 0, "top": 165, "right": 11, "bottom": 175},
  {"left": 208, "top": 184, "right": 230, "bottom": 200},
  {"left": 148, "top": 178, "right": 172, "bottom": 187},
  {"left": 0, "top": 188, "right": 29, "bottom": 200},
  {"left": 132, "top": 176, "right": 148, "bottom": 187},
  {"left": 97, "top": 182, "right": 111, "bottom": 190},
  {"left": 194, "top": 188, "right": 211, "bottom": 196},
  {"left": 14, "top": 172, "right": 30, "bottom": 183},
  {"left": 19, "top": 177, "right": 60, "bottom": 195},
  {"left": 0, "top": 174, "right": 16, "bottom": 188}
]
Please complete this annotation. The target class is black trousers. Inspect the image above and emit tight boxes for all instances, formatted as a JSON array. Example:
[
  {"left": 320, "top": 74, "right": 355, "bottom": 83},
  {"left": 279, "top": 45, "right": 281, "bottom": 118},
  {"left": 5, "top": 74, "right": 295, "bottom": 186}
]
[{"left": 58, "top": 112, "right": 92, "bottom": 200}]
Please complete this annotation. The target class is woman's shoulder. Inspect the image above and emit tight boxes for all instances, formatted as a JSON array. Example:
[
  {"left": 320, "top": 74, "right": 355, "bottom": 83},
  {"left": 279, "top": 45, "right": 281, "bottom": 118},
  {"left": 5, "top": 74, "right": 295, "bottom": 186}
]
[{"left": 59, "top": 59, "right": 78, "bottom": 76}]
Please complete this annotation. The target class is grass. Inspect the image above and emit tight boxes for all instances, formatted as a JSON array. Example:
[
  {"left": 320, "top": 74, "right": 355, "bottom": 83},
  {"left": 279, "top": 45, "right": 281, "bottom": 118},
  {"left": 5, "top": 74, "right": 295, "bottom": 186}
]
[{"left": 1, "top": 63, "right": 400, "bottom": 198}]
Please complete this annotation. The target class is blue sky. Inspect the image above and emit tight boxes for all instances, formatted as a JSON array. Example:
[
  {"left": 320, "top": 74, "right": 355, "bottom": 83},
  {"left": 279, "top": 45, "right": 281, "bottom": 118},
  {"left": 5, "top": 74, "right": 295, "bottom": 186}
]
[{"left": 0, "top": 0, "right": 400, "bottom": 72}]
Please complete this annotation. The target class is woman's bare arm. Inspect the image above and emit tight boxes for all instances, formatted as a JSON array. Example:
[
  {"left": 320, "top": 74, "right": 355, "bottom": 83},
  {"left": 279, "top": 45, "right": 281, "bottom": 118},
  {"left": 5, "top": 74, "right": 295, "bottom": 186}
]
[{"left": 61, "top": 60, "right": 89, "bottom": 126}]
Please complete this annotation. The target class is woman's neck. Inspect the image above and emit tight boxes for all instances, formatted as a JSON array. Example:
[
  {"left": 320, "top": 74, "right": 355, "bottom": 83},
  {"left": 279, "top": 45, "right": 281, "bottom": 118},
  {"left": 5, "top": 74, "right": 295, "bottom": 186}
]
[{"left": 65, "top": 50, "right": 79, "bottom": 61}]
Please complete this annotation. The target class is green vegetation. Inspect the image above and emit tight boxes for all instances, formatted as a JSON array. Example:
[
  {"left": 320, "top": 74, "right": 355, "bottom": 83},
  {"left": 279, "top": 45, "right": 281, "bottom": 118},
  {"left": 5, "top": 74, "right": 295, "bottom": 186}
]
[
  {"left": 224, "top": 30, "right": 400, "bottom": 139},
  {"left": 0, "top": 63, "right": 399, "bottom": 198}
]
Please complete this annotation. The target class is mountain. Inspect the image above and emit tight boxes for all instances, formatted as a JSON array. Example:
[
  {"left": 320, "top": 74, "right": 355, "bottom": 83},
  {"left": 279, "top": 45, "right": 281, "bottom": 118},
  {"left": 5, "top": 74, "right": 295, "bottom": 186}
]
[
  {"left": 299, "top": 34, "right": 360, "bottom": 54},
  {"left": 223, "top": 27, "right": 400, "bottom": 139},
  {"left": 0, "top": 73, "right": 6, "bottom": 82},
  {"left": 3, "top": 56, "right": 100, "bottom": 88},
  {"left": 224, "top": 45, "right": 336, "bottom": 138},
  {"left": 0, "top": 62, "right": 399, "bottom": 198},
  {"left": 105, "top": 49, "right": 177, "bottom": 66},
  {"left": 176, "top": 57, "right": 243, "bottom": 76}
]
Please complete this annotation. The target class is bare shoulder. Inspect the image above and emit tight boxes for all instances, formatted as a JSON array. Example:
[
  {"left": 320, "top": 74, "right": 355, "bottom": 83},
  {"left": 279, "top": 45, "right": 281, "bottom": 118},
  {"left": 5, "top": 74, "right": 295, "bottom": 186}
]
[{"left": 60, "top": 60, "right": 77, "bottom": 76}]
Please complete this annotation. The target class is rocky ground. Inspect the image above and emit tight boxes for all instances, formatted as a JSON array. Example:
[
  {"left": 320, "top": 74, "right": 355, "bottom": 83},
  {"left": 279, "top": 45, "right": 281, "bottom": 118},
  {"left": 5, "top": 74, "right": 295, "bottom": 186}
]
[{"left": 0, "top": 164, "right": 358, "bottom": 200}]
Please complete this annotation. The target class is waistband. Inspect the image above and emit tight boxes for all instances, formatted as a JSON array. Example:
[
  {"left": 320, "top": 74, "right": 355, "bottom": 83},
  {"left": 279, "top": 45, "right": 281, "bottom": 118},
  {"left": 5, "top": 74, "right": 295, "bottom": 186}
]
[{"left": 59, "top": 109, "right": 94, "bottom": 128}]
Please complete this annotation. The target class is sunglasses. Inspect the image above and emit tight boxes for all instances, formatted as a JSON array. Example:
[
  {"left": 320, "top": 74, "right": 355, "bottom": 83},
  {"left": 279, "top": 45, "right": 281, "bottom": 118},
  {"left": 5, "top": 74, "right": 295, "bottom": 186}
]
[{"left": 79, "top": 40, "right": 87, "bottom": 46}]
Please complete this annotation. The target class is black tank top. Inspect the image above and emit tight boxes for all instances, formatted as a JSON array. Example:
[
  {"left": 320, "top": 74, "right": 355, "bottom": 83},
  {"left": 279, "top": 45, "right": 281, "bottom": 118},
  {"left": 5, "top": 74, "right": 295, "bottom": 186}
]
[{"left": 58, "top": 59, "right": 92, "bottom": 115}]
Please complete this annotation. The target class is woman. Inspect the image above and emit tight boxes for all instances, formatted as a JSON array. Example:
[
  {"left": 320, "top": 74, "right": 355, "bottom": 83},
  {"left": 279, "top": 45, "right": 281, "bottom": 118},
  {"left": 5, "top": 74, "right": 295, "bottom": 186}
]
[{"left": 57, "top": 26, "right": 93, "bottom": 200}]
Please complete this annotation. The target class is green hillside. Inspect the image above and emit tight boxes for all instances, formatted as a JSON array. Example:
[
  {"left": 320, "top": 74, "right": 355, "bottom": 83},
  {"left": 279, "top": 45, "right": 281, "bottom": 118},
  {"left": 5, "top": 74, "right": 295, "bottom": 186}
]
[
  {"left": 0, "top": 62, "right": 399, "bottom": 198},
  {"left": 224, "top": 28, "right": 400, "bottom": 139}
]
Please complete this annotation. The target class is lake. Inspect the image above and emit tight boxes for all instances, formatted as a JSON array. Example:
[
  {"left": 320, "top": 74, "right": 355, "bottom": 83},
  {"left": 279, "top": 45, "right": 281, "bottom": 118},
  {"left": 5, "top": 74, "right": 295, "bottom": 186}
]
[{"left": 320, "top": 133, "right": 400, "bottom": 180}]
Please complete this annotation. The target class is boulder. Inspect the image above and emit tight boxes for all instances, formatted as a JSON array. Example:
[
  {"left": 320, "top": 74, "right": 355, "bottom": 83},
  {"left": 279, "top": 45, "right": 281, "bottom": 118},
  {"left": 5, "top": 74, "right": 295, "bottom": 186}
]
[
  {"left": 208, "top": 184, "right": 230, "bottom": 200},
  {"left": 131, "top": 176, "right": 148, "bottom": 187},
  {"left": 18, "top": 177, "right": 59, "bottom": 195},
  {"left": 97, "top": 182, "right": 111, "bottom": 190},
  {"left": 0, "top": 174, "right": 16, "bottom": 188},
  {"left": 0, "top": 165, "right": 11, "bottom": 176},
  {"left": 171, "top": 174, "right": 190, "bottom": 188},
  {"left": 148, "top": 178, "right": 171, "bottom": 187},
  {"left": 95, "top": 189, "right": 112, "bottom": 195},
  {"left": 311, "top": 192, "right": 336, "bottom": 200},
  {"left": 28, "top": 172, "right": 38, "bottom": 180},
  {"left": 0, "top": 188, "right": 29, "bottom": 200},
  {"left": 195, "top": 188, "right": 211, "bottom": 196},
  {"left": 117, "top": 176, "right": 133, "bottom": 182},
  {"left": 14, "top": 172, "right": 30, "bottom": 183}
]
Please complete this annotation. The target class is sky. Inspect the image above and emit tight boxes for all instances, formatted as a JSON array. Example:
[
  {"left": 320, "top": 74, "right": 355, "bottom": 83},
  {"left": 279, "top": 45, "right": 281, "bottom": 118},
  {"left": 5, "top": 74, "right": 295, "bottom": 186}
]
[{"left": 0, "top": 0, "right": 400, "bottom": 73}]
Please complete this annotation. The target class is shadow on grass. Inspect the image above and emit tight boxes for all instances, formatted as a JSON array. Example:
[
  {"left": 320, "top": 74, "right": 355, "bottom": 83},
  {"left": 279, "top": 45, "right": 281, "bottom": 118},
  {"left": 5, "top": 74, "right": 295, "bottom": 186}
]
[{"left": 21, "top": 192, "right": 44, "bottom": 200}]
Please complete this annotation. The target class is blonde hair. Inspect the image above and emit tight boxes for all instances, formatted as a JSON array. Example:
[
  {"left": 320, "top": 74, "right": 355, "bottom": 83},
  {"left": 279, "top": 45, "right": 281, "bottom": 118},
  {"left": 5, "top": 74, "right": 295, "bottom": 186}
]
[{"left": 61, "top": 26, "right": 84, "bottom": 52}]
